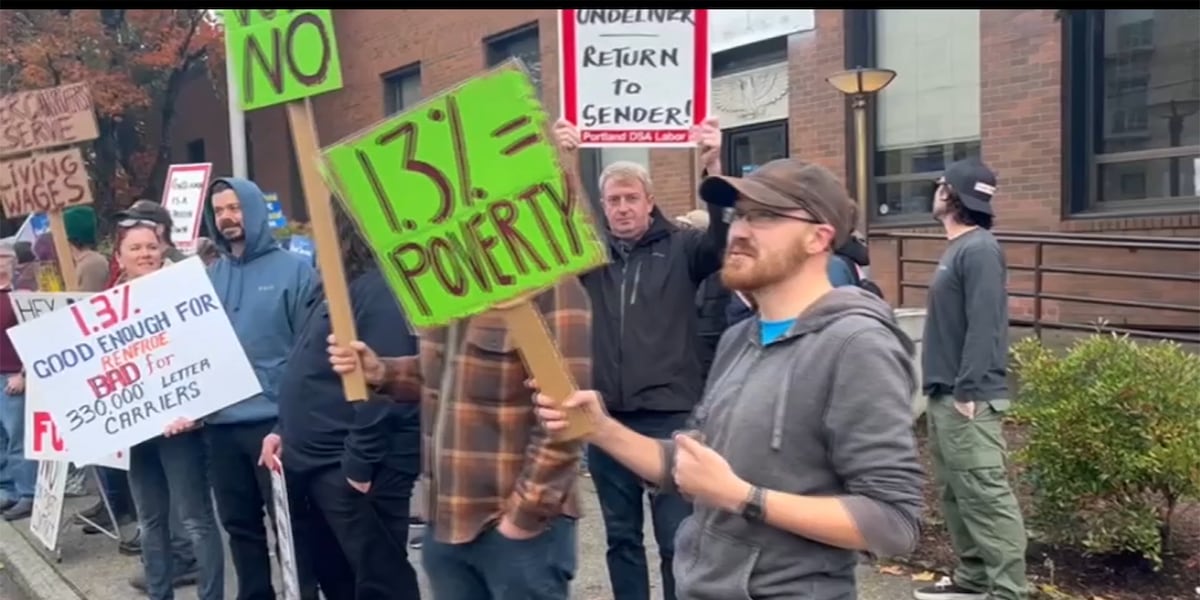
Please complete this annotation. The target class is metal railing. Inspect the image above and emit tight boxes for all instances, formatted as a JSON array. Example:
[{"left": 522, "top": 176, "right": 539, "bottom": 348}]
[{"left": 873, "top": 230, "right": 1200, "bottom": 344}]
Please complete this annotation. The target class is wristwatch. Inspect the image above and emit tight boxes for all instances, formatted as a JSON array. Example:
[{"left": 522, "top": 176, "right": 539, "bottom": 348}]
[{"left": 740, "top": 485, "right": 766, "bottom": 522}]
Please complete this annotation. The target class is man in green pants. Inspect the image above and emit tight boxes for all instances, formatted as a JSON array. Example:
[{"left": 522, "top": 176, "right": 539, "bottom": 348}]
[{"left": 914, "top": 159, "right": 1028, "bottom": 600}]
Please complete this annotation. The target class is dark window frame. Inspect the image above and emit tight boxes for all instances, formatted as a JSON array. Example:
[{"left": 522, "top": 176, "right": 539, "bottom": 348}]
[
  {"left": 484, "top": 22, "right": 542, "bottom": 98},
  {"left": 1062, "top": 9, "right": 1200, "bottom": 218},
  {"left": 382, "top": 63, "right": 422, "bottom": 116},
  {"left": 722, "top": 120, "right": 790, "bottom": 178},
  {"left": 186, "top": 138, "right": 206, "bottom": 163}
]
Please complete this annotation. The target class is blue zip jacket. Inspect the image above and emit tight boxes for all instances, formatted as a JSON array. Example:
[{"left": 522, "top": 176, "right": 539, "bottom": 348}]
[{"left": 203, "top": 177, "right": 317, "bottom": 425}]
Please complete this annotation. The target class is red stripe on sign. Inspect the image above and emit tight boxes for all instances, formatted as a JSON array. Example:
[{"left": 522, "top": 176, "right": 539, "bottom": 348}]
[
  {"left": 692, "top": 9, "right": 710, "bottom": 125},
  {"left": 560, "top": 10, "right": 578, "bottom": 125}
]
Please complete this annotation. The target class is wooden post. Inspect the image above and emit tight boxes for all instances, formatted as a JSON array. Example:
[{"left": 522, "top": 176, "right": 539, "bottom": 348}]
[
  {"left": 285, "top": 99, "right": 369, "bottom": 402},
  {"left": 46, "top": 211, "right": 78, "bottom": 293},
  {"left": 499, "top": 300, "right": 594, "bottom": 442}
]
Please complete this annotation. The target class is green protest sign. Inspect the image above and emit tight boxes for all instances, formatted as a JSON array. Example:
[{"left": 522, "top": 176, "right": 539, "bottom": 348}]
[
  {"left": 321, "top": 62, "right": 608, "bottom": 328},
  {"left": 222, "top": 9, "right": 344, "bottom": 111}
]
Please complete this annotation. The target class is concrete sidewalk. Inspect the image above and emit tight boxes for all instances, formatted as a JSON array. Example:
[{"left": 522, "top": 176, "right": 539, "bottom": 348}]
[{"left": 0, "top": 479, "right": 922, "bottom": 599}]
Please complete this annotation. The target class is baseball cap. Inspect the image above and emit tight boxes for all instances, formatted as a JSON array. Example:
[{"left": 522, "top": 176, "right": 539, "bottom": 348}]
[
  {"left": 698, "top": 158, "right": 857, "bottom": 249},
  {"left": 940, "top": 158, "right": 997, "bottom": 216}
]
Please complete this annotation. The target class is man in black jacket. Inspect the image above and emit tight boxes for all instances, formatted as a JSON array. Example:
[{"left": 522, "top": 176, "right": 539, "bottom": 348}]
[
  {"left": 555, "top": 118, "right": 727, "bottom": 600},
  {"left": 261, "top": 208, "right": 421, "bottom": 600}
]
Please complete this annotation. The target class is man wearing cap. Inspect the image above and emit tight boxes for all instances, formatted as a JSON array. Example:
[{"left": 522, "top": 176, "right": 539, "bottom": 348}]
[
  {"left": 532, "top": 158, "right": 925, "bottom": 599},
  {"left": 914, "top": 159, "right": 1028, "bottom": 600},
  {"left": 554, "top": 119, "right": 727, "bottom": 600}
]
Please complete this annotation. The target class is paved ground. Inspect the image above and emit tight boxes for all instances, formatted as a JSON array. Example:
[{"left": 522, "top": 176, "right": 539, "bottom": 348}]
[
  {"left": 1, "top": 560, "right": 31, "bottom": 600},
  {"left": 0, "top": 477, "right": 922, "bottom": 599}
]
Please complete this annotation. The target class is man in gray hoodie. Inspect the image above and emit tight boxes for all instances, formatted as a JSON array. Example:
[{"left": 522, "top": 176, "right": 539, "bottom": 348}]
[{"left": 534, "top": 158, "right": 925, "bottom": 599}]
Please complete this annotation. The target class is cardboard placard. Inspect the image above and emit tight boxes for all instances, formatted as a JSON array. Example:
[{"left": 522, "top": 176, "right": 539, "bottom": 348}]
[
  {"left": 160, "top": 163, "right": 213, "bottom": 252},
  {"left": 0, "top": 147, "right": 94, "bottom": 218},
  {"left": 0, "top": 82, "right": 100, "bottom": 158},
  {"left": 223, "top": 9, "right": 345, "bottom": 111},
  {"left": 558, "top": 9, "right": 711, "bottom": 147}
]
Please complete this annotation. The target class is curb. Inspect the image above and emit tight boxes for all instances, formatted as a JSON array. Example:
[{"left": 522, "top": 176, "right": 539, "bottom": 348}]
[{"left": 0, "top": 519, "right": 86, "bottom": 600}]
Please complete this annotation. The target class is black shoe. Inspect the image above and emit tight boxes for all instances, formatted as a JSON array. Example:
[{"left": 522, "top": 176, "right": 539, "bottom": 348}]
[
  {"left": 0, "top": 497, "right": 16, "bottom": 512},
  {"left": 3, "top": 499, "right": 33, "bottom": 521},
  {"left": 913, "top": 577, "right": 987, "bottom": 600},
  {"left": 83, "top": 510, "right": 134, "bottom": 534},
  {"left": 74, "top": 500, "right": 106, "bottom": 523}
]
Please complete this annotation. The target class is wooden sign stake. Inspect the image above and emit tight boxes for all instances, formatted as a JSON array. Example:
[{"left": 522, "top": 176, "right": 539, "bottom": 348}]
[
  {"left": 285, "top": 98, "right": 369, "bottom": 402},
  {"left": 46, "top": 211, "right": 77, "bottom": 292},
  {"left": 499, "top": 300, "right": 594, "bottom": 442}
]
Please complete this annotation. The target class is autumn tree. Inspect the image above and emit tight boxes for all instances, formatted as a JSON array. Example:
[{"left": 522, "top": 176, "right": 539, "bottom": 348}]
[{"left": 0, "top": 9, "right": 224, "bottom": 230}]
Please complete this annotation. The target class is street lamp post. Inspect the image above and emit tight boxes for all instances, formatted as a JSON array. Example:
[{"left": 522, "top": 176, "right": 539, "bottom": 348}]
[{"left": 825, "top": 67, "right": 897, "bottom": 278}]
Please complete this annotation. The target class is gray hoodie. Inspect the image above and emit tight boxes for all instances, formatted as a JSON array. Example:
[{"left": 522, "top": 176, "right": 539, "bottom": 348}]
[{"left": 659, "top": 287, "right": 925, "bottom": 600}]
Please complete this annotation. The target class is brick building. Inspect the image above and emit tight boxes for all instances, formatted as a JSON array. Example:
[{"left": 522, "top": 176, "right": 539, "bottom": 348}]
[{"left": 171, "top": 9, "right": 1200, "bottom": 327}]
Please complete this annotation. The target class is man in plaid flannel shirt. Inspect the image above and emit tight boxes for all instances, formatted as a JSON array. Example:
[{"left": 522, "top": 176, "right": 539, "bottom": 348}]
[{"left": 328, "top": 280, "right": 592, "bottom": 599}]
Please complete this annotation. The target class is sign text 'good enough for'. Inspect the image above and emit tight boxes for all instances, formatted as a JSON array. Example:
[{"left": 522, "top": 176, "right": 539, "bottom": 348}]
[{"left": 322, "top": 63, "right": 607, "bottom": 328}]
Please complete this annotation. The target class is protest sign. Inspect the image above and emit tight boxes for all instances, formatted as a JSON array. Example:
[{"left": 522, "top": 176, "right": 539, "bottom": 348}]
[
  {"left": 322, "top": 61, "right": 604, "bottom": 440},
  {"left": 160, "top": 163, "right": 212, "bottom": 252},
  {"left": 0, "top": 147, "right": 93, "bottom": 217},
  {"left": 0, "top": 82, "right": 100, "bottom": 158},
  {"left": 5, "top": 258, "right": 263, "bottom": 464},
  {"left": 30, "top": 459, "right": 68, "bottom": 551},
  {"left": 223, "top": 9, "right": 344, "bottom": 111},
  {"left": 288, "top": 234, "right": 314, "bottom": 264},
  {"left": 271, "top": 460, "right": 301, "bottom": 600},
  {"left": 558, "top": 9, "right": 711, "bottom": 147},
  {"left": 10, "top": 291, "right": 130, "bottom": 469},
  {"left": 322, "top": 63, "right": 608, "bottom": 327},
  {"left": 264, "top": 192, "right": 288, "bottom": 229},
  {"left": 223, "top": 8, "right": 367, "bottom": 401}
]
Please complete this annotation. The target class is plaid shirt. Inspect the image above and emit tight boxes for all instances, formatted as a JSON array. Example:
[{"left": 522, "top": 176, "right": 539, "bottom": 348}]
[{"left": 380, "top": 279, "right": 592, "bottom": 544}]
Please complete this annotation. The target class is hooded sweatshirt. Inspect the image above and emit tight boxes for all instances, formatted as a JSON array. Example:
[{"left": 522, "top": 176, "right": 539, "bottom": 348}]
[
  {"left": 661, "top": 287, "right": 925, "bottom": 600},
  {"left": 202, "top": 177, "right": 317, "bottom": 425}
]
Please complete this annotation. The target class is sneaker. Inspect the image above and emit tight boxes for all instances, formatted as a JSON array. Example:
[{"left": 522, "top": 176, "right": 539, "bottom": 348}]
[
  {"left": 82, "top": 510, "right": 134, "bottom": 534},
  {"left": 0, "top": 497, "right": 16, "bottom": 512},
  {"left": 2, "top": 498, "right": 33, "bottom": 521},
  {"left": 128, "top": 567, "right": 199, "bottom": 593},
  {"left": 119, "top": 529, "right": 143, "bottom": 556},
  {"left": 409, "top": 532, "right": 423, "bottom": 550},
  {"left": 913, "top": 576, "right": 987, "bottom": 600},
  {"left": 74, "top": 500, "right": 106, "bottom": 523}
]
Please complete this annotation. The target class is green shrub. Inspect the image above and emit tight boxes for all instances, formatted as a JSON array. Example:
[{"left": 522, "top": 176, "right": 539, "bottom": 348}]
[
  {"left": 272, "top": 220, "right": 311, "bottom": 241},
  {"left": 1010, "top": 333, "right": 1200, "bottom": 568}
]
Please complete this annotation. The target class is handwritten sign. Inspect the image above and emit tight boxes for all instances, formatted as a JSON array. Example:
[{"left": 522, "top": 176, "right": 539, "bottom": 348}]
[
  {"left": 0, "top": 82, "right": 100, "bottom": 158},
  {"left": 10, "top": 291, "right": 130, "bottom": 469},
  {"left": 559, "top": 9, "right": 710, "bottom": 147},
  {"left": 30, "top": 459, "right": 67, "bottom": 551},
  {"left": 160, "top": 163, "right": 212, "bottom": 252},
  {"left": 271, "top": 461, "right": 301, "bottom": 600},
  {"left": 321, "top": 63, "right": 607, "bottom": 328},
  {"left": 264, "top": 193, "right": 287, "bottom": 229},
  {"left": 288, "top": 235, "right": 314, "bottom": 264},
  {"left": 0, "top": 147, "right": 94, "bottom": 218},
  {"left": 223, "top": 9, "right": 344, "bottom": 111},
  {"left": 6, "top": 258, "right": 263, "bottom": 464}
]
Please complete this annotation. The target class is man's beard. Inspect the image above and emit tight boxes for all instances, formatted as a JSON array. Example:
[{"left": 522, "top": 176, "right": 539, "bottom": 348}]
[
  {"left": 720, "top": 237, "right": 809, "bottom": 292},
  {"left": 219, "top": 221, "right": 245, "bottom": 242}
]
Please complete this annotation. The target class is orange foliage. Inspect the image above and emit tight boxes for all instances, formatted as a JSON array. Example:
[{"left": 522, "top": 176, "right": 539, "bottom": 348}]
[{"left": 0, "top": 9, "right": 224, "bottom": 225}]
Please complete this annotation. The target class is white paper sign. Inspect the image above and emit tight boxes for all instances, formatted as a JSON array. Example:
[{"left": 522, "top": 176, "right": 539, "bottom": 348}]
[
  {"left": 160, "top": 163, "right": 212, "bottom": 252},
  {"left": 271, "top": 462, "right": 301, "bottom": 600},
  {"left": 10, "top": 292, "right": 130, "bottom": 469},
  {"left": 559, "top": 9, "right": 711, "bottom": 147},
  {"left": 30, "top": 459, "right": 68, "bottom": 551},
  {"left": 7, "top": 258, "right": 262, "bottom": 465}
]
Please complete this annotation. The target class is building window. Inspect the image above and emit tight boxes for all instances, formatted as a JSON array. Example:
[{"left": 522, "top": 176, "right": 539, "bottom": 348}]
[
  {"left": 725, "top": 122, "right": 789, "bottom": 178},
  {"left": 485, "top": 24, "right": 542, "bottom": 98},
  {"left": 1064, "top": 9, "right": 1200, "bottom": 215},
  {"left": 186, "top": 139, "right": 205, "bottom": 163},
  {"left": 870, "top": 10, "right": 982, "bottom": 222},
  {"left": 383, "top": 64, "right": 421, "bottom": 116}
]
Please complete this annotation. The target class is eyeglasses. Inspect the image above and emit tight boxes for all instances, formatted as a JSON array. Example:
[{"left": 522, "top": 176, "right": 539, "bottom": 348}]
[
  {"left": 116, "top": 218, "right": 161, "bottom": 229},
  {"left": 731, "top": 207, "right": 822, "bottom": 228}
]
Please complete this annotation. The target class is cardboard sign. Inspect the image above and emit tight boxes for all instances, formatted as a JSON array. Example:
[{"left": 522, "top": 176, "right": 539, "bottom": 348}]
[
  {"left": 271, "top": 460, "right": 301, "bottom": 600},
  {"left": 6, "top": 258, "right": 263, "bottom": 464},
  {"left": 264, "top": 193, "right": 287, "bottom": 229},
  {"left": 160, "top": 163, "right": 212, "bottom": 252},
  {"left": 10, "top": 291, "right": 130, "bottom": 469},
  {"left": 0, "top": 82, "right": 100, "bottom": 158},
  {"left": 30, "top": 459, "right": 68, "bottom": 551},
  {"left": 322, "top": 63, "right": 608, "bottom": 328},
  {"left": 558, "top": 9, "right": 711, "bottom": 147},
  {"left": 223, "top": 9, "right": 345, "bottom": 111},
  {"left": 0, "top": 147, "right": 94, "bottom": 218}
]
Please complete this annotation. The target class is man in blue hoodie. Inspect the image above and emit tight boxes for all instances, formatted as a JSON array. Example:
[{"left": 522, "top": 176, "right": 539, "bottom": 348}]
[{"left": 190, "top": 178, "right": 317, "bottom": 600}]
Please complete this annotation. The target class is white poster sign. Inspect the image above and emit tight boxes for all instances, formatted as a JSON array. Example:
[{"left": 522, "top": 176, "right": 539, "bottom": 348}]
[
  {"left": 271, "top": 461, "right": 301, "bottom": 600},
  {"left": 7, "top": 258, "right": 262, "bottom": 464},
  {"left": 160, "top": 163, "right": 212, "bottom": 252},
  {"left": 10, "top": 292, "right": 130, "bottom": 470},
  {"left": 559, "top": 9, "right": 711, "bottom": 148},
  {"left": 30, "top": 459, "right": 68, "bottom": 551}
]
